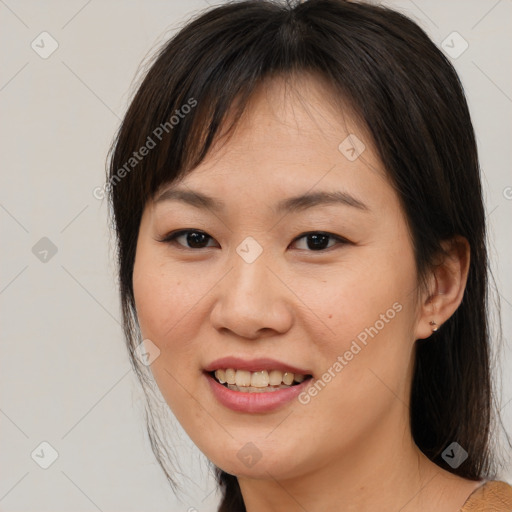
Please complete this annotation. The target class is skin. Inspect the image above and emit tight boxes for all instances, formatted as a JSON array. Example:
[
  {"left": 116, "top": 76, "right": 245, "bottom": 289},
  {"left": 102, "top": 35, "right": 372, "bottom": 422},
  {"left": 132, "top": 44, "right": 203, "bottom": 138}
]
[{"left": 133, "top": 74, "right": 480, "bottom": 511}]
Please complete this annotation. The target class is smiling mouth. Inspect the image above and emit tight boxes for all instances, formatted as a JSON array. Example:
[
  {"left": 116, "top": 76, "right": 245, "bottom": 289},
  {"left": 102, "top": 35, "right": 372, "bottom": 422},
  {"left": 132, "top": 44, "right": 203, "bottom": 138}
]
[{"left": 209, "top": 369, "right": 313, "bottom": 393}]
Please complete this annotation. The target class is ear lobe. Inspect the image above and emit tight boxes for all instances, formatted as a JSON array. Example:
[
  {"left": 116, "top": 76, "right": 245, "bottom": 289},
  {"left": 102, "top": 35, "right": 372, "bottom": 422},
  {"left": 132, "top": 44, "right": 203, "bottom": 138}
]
[{"left": 415, "top": 236, "right": 470, "bottom": 340}]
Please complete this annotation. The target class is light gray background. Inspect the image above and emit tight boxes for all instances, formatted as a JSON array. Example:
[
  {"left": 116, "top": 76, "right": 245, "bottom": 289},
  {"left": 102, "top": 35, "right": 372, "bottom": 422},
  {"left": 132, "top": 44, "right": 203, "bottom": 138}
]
[{"left": 1, "top": 1, "right": 511, "bottom": 511}]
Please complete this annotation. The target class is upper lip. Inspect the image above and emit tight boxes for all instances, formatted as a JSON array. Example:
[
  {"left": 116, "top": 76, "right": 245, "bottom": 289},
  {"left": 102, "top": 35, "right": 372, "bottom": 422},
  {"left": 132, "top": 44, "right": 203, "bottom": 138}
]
[{"left": 204, "top": 356, "right": 312, "bottom": 375}]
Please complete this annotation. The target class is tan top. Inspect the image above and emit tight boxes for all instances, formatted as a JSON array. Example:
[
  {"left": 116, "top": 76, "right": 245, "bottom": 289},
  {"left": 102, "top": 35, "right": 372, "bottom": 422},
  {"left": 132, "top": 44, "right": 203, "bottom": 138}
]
[{"left": 460, "top": 480, "right": 512, "bottom": 511}]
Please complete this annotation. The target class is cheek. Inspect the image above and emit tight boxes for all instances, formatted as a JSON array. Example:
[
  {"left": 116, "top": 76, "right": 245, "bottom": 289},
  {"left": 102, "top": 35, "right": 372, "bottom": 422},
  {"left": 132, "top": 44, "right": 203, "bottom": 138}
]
[
  {"left": 285, "top": 272, "right": 416, "bottom": 468},
  {"left": 297, "top": 248, "right": 416, "bottom": 349},
  {"left": 295, "top": 240, "right": 418, "bottom": 404},
  {"left": 132, "top": 245, "right": 218, "bottom": 373},
  {"left": 133, "top": 249, "right": 203, "bottom": 341},
  {"left": 133, "top": 268, "right": 179, "bottom": 339}
]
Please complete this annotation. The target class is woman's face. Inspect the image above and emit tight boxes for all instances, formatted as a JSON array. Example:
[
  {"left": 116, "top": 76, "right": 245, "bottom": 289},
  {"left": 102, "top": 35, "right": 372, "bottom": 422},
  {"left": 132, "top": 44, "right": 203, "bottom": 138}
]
[{"left": 133, "top": 75, "right": 427, "bottom": 481}]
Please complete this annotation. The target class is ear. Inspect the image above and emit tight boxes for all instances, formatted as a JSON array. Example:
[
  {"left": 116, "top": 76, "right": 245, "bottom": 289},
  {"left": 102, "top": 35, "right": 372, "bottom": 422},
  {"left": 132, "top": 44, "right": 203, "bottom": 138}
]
[{"left": 415, "top": 236, "right": 470, "bottom": 340}]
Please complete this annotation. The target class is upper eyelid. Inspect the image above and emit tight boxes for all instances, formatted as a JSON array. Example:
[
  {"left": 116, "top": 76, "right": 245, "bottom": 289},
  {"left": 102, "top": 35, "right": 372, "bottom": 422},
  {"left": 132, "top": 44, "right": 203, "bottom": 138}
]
[{"left": 159, "top": 229, "right": 349, "bottom": 248}]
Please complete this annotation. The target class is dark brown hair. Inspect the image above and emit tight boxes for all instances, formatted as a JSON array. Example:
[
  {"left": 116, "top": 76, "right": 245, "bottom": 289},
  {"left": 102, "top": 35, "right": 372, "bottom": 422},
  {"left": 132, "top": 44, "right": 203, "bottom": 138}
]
[{"left": 106, "top": 1, "right": 505, "bottom": 510}]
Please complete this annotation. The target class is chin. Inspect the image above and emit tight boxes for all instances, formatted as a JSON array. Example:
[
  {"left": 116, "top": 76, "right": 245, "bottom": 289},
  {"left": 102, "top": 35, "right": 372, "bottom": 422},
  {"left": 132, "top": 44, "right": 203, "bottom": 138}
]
[{"left": 206, "top": 443, "right": 309, "bottom": 482}]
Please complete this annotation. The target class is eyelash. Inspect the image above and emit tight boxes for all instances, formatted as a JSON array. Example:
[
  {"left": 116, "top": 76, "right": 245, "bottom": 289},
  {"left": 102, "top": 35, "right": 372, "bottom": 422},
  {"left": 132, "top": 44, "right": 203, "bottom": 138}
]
[{"left": 158, "top": 229, "right": 350, "bottom": 252}]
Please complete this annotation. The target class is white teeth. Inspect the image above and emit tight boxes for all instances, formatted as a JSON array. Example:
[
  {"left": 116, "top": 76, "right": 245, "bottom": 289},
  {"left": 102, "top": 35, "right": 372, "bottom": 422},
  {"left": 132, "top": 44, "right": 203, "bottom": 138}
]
[
  {"left": 251, "top": 370, "right": 269, "bottom": 388},
  {"left": 235, "top": 370, "right": 251, "bottom": 387},
  {"left": 227, "top": 384, "right": 292, "bottom": 393},
  {"left": 225, "top": 368, "right": 236, "bottom": 385},
  {"left": 213, "top": 368, "right": 308, "bottom": 388},
  {"left": 269, "top": 370, "right": 283, "bottom": 386},
  {"left": 282, "top": 372, "right": 294, "bottom": 385},
  {"left": 216, "top": 369, "right": 226, "bottom": 384}
]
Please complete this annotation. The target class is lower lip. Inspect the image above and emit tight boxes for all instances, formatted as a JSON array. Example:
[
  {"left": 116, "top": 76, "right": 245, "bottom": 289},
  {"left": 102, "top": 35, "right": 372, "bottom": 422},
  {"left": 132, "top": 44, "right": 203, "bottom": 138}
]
[{"left": 204, "top": 372, "right": 312, "bottom": 413}]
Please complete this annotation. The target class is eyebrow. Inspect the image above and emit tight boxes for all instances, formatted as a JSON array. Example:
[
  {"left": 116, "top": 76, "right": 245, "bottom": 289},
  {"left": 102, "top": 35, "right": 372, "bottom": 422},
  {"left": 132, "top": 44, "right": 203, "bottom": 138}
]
[{"left": 155, "top": 187, "right": 369, "bottom": 214}]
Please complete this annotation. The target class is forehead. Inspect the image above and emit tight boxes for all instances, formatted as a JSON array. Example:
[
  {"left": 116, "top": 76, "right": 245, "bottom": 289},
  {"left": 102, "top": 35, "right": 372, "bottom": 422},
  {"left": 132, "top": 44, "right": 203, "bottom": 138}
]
[
  {"left": 162, "top": 75, "right": 390, "bottom": 205},
  {"left": 149, "top": 73, "right": 400, "bottom": 226},
  {"left": 202, "top": 72, "right": 372, "bottom": 161}
]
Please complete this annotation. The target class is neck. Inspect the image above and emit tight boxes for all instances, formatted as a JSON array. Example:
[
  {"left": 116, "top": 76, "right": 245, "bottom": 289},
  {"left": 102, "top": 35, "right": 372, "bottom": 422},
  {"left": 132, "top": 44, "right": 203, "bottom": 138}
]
[{"left": 237, "top": 413, "right": 459, "bottom": 512}]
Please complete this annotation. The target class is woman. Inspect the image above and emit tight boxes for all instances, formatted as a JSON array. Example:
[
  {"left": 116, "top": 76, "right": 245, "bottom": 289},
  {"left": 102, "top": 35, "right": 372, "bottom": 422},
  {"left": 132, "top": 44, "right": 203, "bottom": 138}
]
[{"left": 106, "top": 0, "right": 512, "bottom": 510}]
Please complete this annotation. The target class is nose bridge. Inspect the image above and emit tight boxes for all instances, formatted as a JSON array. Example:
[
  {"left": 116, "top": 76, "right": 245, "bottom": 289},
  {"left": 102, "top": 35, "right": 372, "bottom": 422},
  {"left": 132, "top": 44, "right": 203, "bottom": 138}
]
[
  {"left": 227, "top": 233, "right": 274, "bottom": 294},
  {"left": 232, "top": 250, "right": 269, "bottom": 298},
  {"left": 227, "top": 242, "right": 275, "bottom": 310}
]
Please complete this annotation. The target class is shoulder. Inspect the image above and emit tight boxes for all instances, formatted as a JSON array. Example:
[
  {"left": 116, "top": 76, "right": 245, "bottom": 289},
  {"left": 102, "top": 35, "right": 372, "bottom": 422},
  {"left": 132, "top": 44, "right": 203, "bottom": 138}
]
[{"left": 459, "top": 480, "right": 512, "bottom": 511}]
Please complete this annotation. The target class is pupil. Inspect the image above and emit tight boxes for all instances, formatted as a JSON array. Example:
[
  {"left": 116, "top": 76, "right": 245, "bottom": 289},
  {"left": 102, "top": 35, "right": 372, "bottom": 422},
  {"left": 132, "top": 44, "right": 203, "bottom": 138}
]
[
  {"left": 307, "top": 233, "right": 329, "bottom": 250},
  {"left": 188, "top": 232, "right": 208, "bottom": 248}
]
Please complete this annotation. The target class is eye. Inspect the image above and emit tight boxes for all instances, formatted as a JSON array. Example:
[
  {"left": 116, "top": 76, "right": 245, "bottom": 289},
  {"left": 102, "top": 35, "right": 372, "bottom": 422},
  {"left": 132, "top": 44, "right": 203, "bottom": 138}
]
[
  {"left": 158, "top": 229, "right": 349, "bottom": 252},
  {"left": 290, "top": 231, "right": 349, "bottom": 251},
  {"left": 158, "top": 229, "right": 218, "bottom": 249}
]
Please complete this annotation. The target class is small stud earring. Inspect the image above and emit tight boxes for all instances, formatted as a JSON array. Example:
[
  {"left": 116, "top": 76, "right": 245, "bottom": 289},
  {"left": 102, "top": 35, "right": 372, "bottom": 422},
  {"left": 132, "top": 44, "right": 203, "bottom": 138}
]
[{"left": 429, "top": 320, "right": 438, "bottom": 332}]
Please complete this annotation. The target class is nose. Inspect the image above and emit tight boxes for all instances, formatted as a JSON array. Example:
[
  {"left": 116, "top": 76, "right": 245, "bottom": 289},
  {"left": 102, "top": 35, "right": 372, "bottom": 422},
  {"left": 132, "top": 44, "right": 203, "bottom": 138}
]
[{"left": 209, "top": 250, "right": 294, "bottom": 340}]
